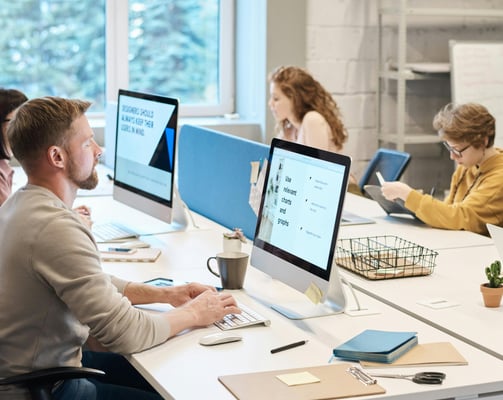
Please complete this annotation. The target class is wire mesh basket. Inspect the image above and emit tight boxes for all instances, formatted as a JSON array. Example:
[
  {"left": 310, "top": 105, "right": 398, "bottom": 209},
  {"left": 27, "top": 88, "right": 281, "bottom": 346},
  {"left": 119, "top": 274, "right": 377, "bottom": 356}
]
[{"left": 335, "top": 235, "right": 438, "bottom": 280}]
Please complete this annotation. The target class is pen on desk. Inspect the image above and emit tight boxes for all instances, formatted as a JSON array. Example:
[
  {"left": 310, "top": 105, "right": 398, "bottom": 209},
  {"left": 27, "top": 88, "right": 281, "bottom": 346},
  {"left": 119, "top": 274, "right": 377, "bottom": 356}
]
[
  {"left": 106, "top": 173, "right": 114, "bottom": 181},
  {"left": 270, "top": 340, "right": 308, "bottom": 354},
  {"left": 107, "top": 247, "right": 133, "bottom": 252},
  {"left": 376, "top": 171, "right": 385, "bottom": 186}
]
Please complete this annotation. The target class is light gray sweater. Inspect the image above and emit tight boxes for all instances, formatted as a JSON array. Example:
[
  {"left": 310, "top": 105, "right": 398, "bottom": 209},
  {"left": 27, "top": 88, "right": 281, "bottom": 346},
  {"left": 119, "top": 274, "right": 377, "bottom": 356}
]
[{"left": 0, "top": 184, "right": 170, "bottom": 397}]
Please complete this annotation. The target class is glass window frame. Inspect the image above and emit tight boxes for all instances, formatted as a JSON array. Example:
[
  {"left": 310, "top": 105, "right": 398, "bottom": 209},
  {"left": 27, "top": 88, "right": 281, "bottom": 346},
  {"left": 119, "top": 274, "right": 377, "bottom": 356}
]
[{"left": 105, "top": 0, "right": 234, "bottom": 118}]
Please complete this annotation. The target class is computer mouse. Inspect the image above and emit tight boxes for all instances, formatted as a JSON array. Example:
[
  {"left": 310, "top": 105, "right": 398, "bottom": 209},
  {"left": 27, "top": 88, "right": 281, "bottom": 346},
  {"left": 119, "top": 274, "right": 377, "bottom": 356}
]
[{"left": 199, "top": 332, "right": 243, "bottom": 346}]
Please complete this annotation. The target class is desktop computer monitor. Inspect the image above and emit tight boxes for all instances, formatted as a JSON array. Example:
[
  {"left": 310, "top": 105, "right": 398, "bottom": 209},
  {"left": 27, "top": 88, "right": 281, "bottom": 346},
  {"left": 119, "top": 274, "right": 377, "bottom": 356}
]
[
  {"left": 251, "top": 138, "right": 350, "bottom": 319},
  {"left": 112, "top": 89, "right": 184, "bottom": 232}
]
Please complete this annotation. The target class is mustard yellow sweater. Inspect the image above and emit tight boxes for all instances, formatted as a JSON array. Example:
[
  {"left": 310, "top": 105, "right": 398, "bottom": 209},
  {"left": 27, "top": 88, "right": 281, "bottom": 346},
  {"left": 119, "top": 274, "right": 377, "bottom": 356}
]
[{"left": 405, "top": 149, "right": 503, "bottom": 236}]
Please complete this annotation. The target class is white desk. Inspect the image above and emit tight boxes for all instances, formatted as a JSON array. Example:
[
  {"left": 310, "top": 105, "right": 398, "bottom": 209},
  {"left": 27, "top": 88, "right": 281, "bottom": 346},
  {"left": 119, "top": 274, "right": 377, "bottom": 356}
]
[
  {"left": 342, "top": 193, "right": 493, "bottom": 250},
  {"left": 89, "top": 197, "right": 503, "bottom": 400},
  {"left": 340, "top": 193, "right": 503, "bottom": 361},
  {"left": 128, "top": 275, "right": 503, "bottom": 400},
  {"left": 340, "top": 244, "right": 503, "bottom": 361}
]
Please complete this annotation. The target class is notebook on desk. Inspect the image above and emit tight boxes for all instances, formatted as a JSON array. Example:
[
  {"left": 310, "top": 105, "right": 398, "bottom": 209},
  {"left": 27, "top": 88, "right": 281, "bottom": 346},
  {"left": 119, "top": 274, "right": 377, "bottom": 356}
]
[{"left": 98, "top": 246, "right": 161, "bottom": 262}]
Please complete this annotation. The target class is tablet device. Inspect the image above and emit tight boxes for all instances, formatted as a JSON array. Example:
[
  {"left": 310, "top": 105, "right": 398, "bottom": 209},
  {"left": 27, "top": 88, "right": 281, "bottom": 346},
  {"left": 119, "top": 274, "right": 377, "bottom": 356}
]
[{"left": 363, "top": 184, "right": 419, "bottom": 220}]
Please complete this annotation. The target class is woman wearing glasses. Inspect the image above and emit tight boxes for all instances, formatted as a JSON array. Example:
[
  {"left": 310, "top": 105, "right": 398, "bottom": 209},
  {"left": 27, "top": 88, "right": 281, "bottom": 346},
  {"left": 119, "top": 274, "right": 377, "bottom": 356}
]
[
  {"left": 381, "top": 102, "right": 503, "bottom": 235},
  {"left": 0, "top": 88, "right": 28, "bottom": 205}
]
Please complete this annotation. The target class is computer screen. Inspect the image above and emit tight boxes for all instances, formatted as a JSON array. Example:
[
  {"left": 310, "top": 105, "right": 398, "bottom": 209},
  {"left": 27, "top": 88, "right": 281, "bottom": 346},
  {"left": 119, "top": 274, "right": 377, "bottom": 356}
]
[
  {"left": 251, "top": 138, "right": 350, "bottom": 319},
  {"left": 112, "top": 89, "right": 182, "bottom": 232}
]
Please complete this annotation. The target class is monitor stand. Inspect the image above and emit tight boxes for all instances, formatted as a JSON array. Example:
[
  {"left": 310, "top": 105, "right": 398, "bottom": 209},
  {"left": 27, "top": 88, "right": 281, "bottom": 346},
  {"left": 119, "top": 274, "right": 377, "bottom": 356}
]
[
  {"left": 111, "top": 184, "right": 190, "bottom": 237},
  {"left": 271, "top": 300, "right": 345, "bottom": 320},
  {"left": 140, "top": 185, "right": 190, "bottom": 234},
  {"left": 169, "top": 185, "right": 189, "bottom": 230},
  {"left": 271, "top": 271, "right": 347, "bottom": 320}
]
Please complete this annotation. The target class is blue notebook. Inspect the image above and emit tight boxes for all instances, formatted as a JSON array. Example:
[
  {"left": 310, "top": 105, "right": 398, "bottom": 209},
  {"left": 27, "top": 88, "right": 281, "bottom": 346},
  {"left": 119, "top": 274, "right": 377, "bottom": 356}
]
[{"left": 333, "top": 329, "right": 418, "bottom": 363}]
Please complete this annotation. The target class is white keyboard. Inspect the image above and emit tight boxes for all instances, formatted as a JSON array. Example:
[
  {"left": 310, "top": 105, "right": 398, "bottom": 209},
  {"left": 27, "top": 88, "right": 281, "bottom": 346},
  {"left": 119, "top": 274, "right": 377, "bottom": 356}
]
[
  {"left": 214, "top": 302, "right": 271, "bottom": 330},
  {"left": 92, "top": 222, "right": 139, "bottom": 242}
]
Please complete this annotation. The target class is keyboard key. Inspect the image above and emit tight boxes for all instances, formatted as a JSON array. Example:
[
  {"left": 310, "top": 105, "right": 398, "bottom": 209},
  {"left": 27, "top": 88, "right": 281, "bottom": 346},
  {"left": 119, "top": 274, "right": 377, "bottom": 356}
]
[{"left": 214, "top": 302, "right": 271, "bottom": 330}]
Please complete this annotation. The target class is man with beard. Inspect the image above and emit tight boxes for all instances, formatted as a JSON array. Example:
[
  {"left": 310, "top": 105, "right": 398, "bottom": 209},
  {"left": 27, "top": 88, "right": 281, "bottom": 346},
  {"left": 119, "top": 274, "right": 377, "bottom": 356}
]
[{"left": 0, "top": 97, "right": 239, "bottom": 399}]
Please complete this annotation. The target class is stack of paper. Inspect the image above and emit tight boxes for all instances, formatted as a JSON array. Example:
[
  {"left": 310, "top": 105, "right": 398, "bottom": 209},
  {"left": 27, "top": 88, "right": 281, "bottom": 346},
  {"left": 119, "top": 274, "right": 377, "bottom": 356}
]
[{"left": 332, "top": 329, "right": 418, "bottom": 363}]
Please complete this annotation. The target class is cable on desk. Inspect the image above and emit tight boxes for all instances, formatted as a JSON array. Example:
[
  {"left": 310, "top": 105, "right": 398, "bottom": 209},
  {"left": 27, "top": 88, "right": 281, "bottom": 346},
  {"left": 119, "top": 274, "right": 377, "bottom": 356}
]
[
  {"left": 179, "top": 197, "right": 200, "bottom": 229},
  {"left": 341, "top": 276, "right": 363, "bottom": 312}
]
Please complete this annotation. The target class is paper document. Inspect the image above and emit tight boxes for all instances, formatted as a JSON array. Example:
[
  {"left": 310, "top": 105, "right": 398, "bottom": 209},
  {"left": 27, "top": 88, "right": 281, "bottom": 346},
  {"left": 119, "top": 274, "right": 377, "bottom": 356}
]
[
  {"left": 276, "top": 372, "right": 320, "bottom": 386},
  {"left": 360, "top": 342, "right": 467, "bottom": 368},
  {"left": 249, "top": 159, "right": 268, "bottom": 216}
]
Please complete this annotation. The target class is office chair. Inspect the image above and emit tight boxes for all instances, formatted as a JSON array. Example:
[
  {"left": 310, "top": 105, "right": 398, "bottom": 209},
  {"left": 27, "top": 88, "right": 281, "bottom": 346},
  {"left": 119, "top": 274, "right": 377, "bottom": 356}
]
[
  {"left": 358, "top": 148, "right": 411, "bottom": 194},
  {"left": 0, "top": 366, "right": 105, "bottom": 400}
]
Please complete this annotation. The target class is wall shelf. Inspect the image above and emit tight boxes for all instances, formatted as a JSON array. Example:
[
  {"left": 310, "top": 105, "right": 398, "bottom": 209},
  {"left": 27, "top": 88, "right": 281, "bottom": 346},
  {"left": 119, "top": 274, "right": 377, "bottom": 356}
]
[{"left": 376, "top": 0, "right": 503, "bottom": 150}]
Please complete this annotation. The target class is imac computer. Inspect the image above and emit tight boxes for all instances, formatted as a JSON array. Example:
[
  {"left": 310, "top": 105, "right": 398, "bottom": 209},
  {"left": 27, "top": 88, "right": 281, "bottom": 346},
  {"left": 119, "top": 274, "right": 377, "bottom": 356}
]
[
  {"left": 94, "top": 89, "right": 187, "bottom": 241},
  {"left": 251, "top": 138, "right": 350, "bottom": 319}
]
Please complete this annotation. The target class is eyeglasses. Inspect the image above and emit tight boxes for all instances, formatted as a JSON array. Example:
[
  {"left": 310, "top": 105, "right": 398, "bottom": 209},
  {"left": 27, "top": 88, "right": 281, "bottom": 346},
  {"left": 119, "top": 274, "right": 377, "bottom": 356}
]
[{"left": 442, "top": 141, "right": 471, "bottom": 158}]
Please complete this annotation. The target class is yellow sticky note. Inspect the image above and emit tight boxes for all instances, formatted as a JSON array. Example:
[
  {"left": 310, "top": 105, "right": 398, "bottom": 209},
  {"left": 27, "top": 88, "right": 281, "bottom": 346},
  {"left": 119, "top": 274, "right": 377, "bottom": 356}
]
[
  {"left": 276, "top": 371, "right": 321, "bottom": 386},
  {"left": 304, "top": 282, "right": 323, "bottom": 304}
]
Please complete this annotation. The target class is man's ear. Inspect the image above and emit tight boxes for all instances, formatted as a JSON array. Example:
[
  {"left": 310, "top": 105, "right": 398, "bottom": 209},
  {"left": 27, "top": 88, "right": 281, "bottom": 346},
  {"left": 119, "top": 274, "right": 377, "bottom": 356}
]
[{"left": 47, "top": 145, "right": 66, "bottom": 169}]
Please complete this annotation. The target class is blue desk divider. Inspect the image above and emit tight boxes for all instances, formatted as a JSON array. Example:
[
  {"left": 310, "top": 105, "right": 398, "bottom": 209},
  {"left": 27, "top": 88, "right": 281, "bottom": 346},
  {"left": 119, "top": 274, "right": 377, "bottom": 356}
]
[{"left": 178, "top": 124, "right": 270, "bottom": 239}]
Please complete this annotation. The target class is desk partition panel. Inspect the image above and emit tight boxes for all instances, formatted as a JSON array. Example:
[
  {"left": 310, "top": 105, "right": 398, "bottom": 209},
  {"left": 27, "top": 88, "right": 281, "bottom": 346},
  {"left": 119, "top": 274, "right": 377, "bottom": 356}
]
[{"left": 177, "top": 124, "right": 269, "bottom": 238}]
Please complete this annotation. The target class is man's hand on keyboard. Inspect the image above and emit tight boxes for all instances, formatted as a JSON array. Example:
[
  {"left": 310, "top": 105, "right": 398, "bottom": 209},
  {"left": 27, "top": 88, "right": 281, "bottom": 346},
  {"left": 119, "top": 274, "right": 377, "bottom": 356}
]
[
  {"left": 184, "top": 290, "right": 241, "bottom": 327},
  {"left": 162, "top": 282, "right": 220, "bottom": 307}
]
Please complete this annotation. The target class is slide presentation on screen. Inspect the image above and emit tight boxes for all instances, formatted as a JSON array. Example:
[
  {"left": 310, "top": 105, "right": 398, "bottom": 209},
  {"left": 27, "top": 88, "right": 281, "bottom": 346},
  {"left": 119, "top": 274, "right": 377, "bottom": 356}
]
[
  {"left": 258, "top": 149, "right": 345, "bottom": 268},
  {"left": 115, "top": 95, "right": 176, "bottom": 201}
]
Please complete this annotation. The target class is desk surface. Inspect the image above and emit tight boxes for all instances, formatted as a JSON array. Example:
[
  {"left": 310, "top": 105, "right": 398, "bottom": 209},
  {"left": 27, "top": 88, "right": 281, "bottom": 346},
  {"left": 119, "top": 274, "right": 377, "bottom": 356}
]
[
  {"left": 341, "top": 193, "right": 493, "bottom": 250},
  {"left": 341, "top": 245, "right": 503, "bottom": 360},
  {"left": 129, "top": 277, "right": 503, "bottom": 400},
  {"left": 340, "top": 193, "right": 503, "bottom": 361},
  {"left": 88, "top": 197, "right": 503, "bottom": 400}
]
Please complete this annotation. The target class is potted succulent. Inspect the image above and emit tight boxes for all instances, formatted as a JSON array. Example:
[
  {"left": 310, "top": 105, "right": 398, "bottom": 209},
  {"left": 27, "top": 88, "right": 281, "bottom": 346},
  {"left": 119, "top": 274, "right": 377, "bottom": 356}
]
[{"left": 480, "top": 260, "right": 503, "bottom": 307}]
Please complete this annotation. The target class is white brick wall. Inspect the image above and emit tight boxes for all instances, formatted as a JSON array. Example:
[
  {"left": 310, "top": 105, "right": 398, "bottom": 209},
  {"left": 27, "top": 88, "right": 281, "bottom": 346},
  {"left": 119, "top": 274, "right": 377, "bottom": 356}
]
[{"left": 306, "top": 0, "right": 503, "bottom": 193}]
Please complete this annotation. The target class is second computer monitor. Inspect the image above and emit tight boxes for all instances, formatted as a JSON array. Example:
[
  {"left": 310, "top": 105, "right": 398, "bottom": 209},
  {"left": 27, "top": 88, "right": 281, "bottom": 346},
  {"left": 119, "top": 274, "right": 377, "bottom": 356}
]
[
  {"left": 251, "top": 138, "right": 350, "bottom": 319},
  {"left": 113, "top": 89, "right": 179, "bottom": 228}
]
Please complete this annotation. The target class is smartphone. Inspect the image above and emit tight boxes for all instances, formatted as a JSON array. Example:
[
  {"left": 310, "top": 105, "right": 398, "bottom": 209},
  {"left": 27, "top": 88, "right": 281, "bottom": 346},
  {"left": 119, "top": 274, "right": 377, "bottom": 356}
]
[{"left": 144, "top": 277, "right": 174, "bottom": 287}]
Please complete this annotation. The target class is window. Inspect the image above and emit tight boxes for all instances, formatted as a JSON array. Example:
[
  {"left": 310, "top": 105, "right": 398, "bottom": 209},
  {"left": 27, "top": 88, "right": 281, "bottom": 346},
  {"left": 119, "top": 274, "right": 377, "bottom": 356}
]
[
  {"left": 0, "top": 0, "right": 106, "bottom": 112},
  {"left": 0, "top": 0, "right": 233, "bottom": 117}
]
